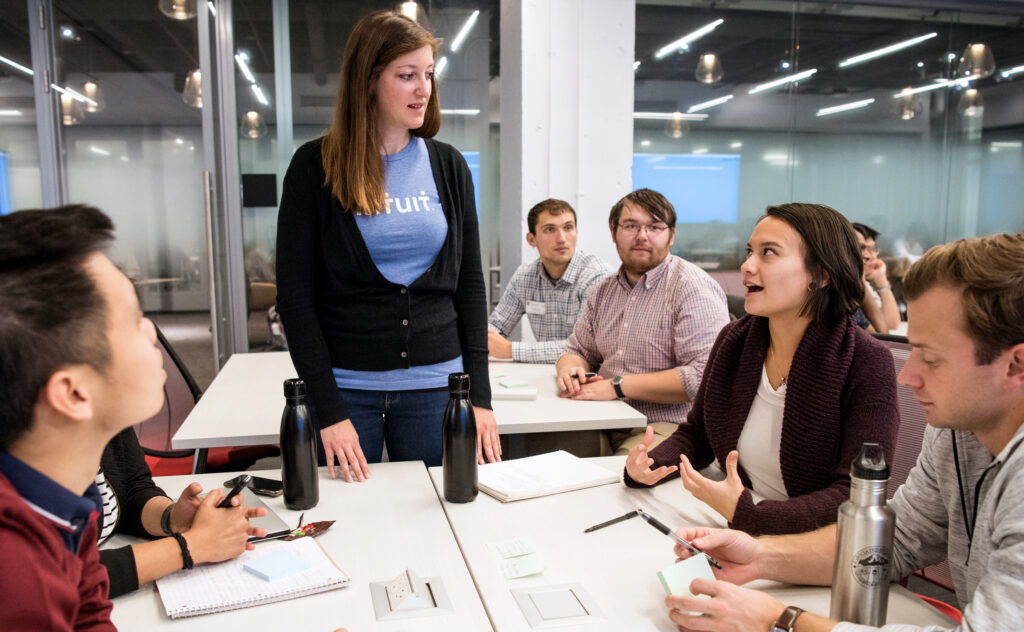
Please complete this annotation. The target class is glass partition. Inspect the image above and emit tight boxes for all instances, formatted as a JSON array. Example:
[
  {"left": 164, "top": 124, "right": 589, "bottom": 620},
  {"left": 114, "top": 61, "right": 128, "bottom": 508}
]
[{"left": 0, "top": 3, "right": 42, "bottom": 211}]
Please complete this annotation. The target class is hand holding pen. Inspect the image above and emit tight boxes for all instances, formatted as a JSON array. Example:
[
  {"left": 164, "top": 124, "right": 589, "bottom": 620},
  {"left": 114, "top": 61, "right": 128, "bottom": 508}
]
[{"left": 583, "top": 507, "right": 722, "bottom": 569}]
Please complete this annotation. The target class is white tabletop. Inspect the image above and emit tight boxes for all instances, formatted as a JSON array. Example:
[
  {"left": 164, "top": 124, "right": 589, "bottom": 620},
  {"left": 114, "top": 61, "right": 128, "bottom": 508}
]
[
  {"left": 427, "top": 457, "right": 955, "bottom": 632},
  {"left": 172, "top": 353, "right": 646, "bottom": 450},
  {"left": 108, "top": 463, "right": 492, "bottom": 631}
]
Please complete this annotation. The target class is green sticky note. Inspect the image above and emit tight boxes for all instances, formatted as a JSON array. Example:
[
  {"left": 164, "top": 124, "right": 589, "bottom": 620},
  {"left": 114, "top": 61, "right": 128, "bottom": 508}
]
[
  {"left": 657, "top": 554, "right": 716, "bottom": 613},
  {"left": 498, "top": 380, "right": 530, "bottom": 389}
]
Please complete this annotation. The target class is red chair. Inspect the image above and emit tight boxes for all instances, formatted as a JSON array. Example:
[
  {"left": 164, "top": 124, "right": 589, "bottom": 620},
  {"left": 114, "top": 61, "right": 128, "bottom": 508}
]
[{"left": 134, "top": 325, "right": 278, "bottom": 475}]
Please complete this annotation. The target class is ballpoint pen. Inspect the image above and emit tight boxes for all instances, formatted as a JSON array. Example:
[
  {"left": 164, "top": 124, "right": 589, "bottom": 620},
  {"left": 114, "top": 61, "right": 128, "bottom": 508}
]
[
  {"left": 636, "top": 508, "right": 722, "bottom": 569},
  {"left": 583, "top": 510, "right": 638, "bottom": 533}
]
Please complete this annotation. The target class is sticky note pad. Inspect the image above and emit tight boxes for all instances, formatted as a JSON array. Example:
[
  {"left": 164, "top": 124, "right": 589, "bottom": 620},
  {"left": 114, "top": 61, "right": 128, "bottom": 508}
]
[
  {"left": 487, "top": 536, "right": 538, "bottom": 559},
  {"left": 657, "top": 554, "right": 716, "bottom": 613},
  {"left": 243, "top": 550, "right": 311, "bottom": 582},
  {"left": 498, "top": 380, "right": 530, "bottom": 389},
  {"left": 499, "top": 552, "right": 546, "bottom": 579}
]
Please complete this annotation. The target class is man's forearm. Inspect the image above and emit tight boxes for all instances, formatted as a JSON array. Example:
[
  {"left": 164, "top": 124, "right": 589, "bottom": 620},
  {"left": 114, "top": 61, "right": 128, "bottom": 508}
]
[
  {"left": 759, "top": 524, "right": 838, "bottom": 586},
  {"left": 620, "top": 369, "right": 690, "bottom": 404},
  {"left": 878, "top": 288, "right": 901, "bottom": 332}
]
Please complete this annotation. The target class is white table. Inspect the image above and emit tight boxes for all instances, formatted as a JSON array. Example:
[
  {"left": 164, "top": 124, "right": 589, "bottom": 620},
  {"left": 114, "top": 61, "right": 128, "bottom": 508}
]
[
  {"left": 427, "top": 457, "right": 955, "bottom": 631},
  {"left": 108, "top": 463, "right": 492, "bottom": 631},
  {"left": 172, "top": 353, "right": 646, "bottom": 450}
]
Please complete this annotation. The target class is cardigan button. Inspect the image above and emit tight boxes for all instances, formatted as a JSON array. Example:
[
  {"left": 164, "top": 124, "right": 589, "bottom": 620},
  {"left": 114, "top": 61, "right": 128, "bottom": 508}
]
[
  {"left": 400, "top": 288, "right": 407, "bottom": 294},
  {"left": 401, "top": 351, "right": 407, "bottom": 358},
  {"left": 402, "top": 319, "right": 409, "bottom": 326}
]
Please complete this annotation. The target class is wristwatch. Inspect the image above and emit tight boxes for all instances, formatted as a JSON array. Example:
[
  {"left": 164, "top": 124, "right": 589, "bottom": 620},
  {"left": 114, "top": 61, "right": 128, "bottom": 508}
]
[
  {"left": 770, "top": 605, "right": 805, "bottom": 632},
  {"left": 611, "top": 375, "right": 625, "bottom": 399}
]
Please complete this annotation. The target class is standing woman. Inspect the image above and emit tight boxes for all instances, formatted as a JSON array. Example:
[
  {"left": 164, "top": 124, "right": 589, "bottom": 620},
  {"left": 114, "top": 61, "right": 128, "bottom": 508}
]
[
  {"left": 276, "top": 10, "right": 500, "bottom": 482},
  {"left": 624, "top": 204, "right": 898, "bottom": 535}
]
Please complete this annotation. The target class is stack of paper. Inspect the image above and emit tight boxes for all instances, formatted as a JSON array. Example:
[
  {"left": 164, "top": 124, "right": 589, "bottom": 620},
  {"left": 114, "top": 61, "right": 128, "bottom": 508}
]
[
  {"left": 490, "top": 374, "right": 538, "bottom": 401},
  {"left": 477, "top": 450, "right": 620, "bottom": 502}
]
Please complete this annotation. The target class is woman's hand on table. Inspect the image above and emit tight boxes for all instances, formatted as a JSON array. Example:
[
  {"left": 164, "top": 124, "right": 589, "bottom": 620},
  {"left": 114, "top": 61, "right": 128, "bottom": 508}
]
[
  {"left": 678, "top": 450, "right": 744, "bottom": 522},
  {"left": 474, "top": 406, "right": 502, "bottom": 464},
  {"left": 320, "top": 420, "right": 370, "bottom": 482},
  {"left": 183, "top": 489, "right": 267, "bottom": 564},
  {"left": 624, "top": 426, "right": 678, "bottom": 485}
]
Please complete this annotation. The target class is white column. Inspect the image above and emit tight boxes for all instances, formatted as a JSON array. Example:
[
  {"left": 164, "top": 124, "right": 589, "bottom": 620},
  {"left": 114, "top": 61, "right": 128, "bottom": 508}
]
[{"left": 500, "top": 0, "right": 635, "bottom": 284}]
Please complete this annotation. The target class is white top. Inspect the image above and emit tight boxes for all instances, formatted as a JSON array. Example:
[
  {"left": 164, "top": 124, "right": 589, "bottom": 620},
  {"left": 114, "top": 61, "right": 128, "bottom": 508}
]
[{"left": 735, "top": 366, "right": 788, "bottom": 502}]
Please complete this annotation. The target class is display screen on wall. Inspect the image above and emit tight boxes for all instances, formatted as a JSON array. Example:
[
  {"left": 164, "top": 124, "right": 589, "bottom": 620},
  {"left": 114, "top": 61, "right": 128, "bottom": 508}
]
[
  {"left": 0, "top": 153, "right": 10, "bottom": 216},
  {"left": 461, "top": 151, "right": 481, "bottom": 217},
  {"left": 632, "top": 153, "right": 740, "bottom": 224}
]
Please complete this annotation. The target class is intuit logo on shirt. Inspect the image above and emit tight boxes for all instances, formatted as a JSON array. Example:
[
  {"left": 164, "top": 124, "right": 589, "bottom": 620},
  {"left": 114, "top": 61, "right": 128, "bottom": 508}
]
[{"left": 384, "top": 191, "right": 434, "bottom": 214}]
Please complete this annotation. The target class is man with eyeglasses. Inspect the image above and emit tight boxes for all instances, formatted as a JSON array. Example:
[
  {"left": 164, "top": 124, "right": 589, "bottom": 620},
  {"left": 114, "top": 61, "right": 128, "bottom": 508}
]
[
  {"left": 556, "top": 189, "right": 729, "bottom": 454},
  {"left": 853, "top": 222, "right": 901, "bottom": 333}
]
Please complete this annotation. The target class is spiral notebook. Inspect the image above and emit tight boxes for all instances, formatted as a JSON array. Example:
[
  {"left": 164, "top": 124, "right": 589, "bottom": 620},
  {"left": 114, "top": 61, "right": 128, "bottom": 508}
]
[{"left": 155, "top": 537, "right": 350, "bottom": 618}]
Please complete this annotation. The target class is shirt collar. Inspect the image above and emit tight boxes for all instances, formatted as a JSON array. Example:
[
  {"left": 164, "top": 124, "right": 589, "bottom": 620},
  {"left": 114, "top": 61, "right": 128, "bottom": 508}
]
[
  {"left": 615, "top": 255, "right": 673, "bottom": 291},
  {"left": 543, "top": 249, "right": 586, "bottom": 287},
  {"left": 0, "top": 451, "right": 100, "bottom": 553}
]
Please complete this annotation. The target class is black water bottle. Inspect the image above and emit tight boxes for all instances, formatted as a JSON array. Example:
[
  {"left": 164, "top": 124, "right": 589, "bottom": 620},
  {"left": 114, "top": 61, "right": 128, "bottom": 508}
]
[
  {"left": 442, "top": 373, "right": 478, "bottom": 503},
  {"left": 280, "top": 379, "right": 319, "bottom": 510}
]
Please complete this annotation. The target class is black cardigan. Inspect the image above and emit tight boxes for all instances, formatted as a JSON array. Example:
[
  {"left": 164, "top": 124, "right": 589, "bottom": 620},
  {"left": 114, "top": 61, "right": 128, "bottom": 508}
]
[
  {"left": 97, "top": 428, "right": 170, "bottom": 598},
  {"left": 276, "top": 137, "right": 492, "bottom": 428}
]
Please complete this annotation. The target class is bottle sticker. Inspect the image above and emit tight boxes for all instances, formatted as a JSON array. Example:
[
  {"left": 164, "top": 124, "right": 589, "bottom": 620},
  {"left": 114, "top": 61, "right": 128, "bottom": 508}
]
[{"left": 852, "top": 546, "right": 890, "bottom": 588}]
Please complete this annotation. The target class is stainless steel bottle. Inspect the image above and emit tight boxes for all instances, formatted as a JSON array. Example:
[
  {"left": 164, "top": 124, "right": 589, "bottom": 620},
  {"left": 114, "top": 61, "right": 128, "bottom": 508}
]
[
  {"left": 442, "top": 373, "right": 478, "bottom": 503},
  {"left": 280, "top": 379, "right": 319, "bottom": 510},
  {"left": 830, "top": 443, "right": 896, "bottom": 625}
]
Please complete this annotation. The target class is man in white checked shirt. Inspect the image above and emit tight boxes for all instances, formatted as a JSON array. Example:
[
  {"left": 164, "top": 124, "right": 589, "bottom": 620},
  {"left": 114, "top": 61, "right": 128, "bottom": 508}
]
[
  {"left": 488, "top": 198, "right": 612, "bottom": 363},
  {"left": 557, "top": 189, "right": 730, "bottom": 454}
]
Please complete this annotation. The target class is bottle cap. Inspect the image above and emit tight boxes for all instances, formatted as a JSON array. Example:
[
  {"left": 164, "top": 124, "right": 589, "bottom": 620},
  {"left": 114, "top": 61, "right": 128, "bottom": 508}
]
[
  {"left": 283, "top": 378, "right": 306, "bottom": 399},
  {"left": 851, "top": 443, "right": 889, "bottom": 480},
  {"left": 448, "top": 372, "right": 471, "bottom": 394}
]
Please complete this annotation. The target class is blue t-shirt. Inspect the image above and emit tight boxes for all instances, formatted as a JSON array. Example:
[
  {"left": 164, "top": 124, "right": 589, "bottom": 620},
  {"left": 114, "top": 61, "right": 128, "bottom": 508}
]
[{"left": 335, "top": 137, "right": 462, "bottom": 391}]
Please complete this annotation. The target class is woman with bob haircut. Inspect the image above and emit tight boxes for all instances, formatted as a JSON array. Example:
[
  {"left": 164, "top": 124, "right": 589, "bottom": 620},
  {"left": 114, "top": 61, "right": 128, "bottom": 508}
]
[
  {"left": 276, "top": 10, "right": 500, "bottom": 482},
  {"left": 624, "top": 203, "right": 899, "bottom": 535}
]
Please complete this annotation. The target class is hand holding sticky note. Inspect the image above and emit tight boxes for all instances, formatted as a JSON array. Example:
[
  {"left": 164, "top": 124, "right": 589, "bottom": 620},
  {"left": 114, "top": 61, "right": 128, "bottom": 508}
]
[{"left": 657, "top": 554, "right": 717, "bottom": 614}]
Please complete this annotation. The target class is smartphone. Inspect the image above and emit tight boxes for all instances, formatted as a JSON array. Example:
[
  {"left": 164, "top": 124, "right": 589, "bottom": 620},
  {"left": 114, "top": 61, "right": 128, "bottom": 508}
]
[{"left": 223, "top": 475, "right": 283, "bottom": 497}]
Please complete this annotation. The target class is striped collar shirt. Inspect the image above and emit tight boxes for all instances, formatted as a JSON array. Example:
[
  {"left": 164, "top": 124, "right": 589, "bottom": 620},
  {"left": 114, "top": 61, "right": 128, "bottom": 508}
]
[
  {"left": 563, "top": 255, "right": 729, "bottom": 424},
  {"left": 489, "top": 248, "right": 612, "bottom": 363}
]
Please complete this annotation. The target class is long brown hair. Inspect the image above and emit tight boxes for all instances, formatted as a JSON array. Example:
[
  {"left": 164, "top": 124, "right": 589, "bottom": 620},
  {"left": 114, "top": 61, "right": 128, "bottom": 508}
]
[{"left": 322, "top": 10, "right": 441, "bottom": 215}]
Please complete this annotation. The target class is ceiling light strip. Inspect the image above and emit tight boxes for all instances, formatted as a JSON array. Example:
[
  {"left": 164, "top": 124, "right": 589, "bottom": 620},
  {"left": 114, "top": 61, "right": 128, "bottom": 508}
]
[
  {"left": 251, "top": 84, "right": 269, "bottom": 106},
  {"left": 654, "top": 19, "right": 724, "bottom": 59},
  {"left": 440, "top": 109, "right": 480, "bottom": 116},
  {"left": 837, "top": 33, "right": 938, "bottom": 68},
  {"left": 633, "top": 111, "right": 709, "bottom": 121},
  {"left": 235, "top": 52, "right": 256, "bottom": 83},
  {"left": 687, "top": 94, "right": 734, "bottom": 113},
  {"left": 51, "top": 84, "right": 98, "bottom": 107},
  {"left": 1001, "top": 65, "right": 1024, "bottom": 78},
  {"left": 748, "top": 68, "right": 817, "bottom": 95},
  {"left": 816, "top": 98, "right": 875, "bottom": 117},
  {"left": 436, "top": 57, "right": 449, "bottom": 78},
  {"left": 0, "top": 55, "right": 34, "bottom": 76},
  {"left": 892, "top": 76, "right": 975, "bottom": 98},
  {"left": 450, "top": 10, "right": 480, "bottom": 53}
]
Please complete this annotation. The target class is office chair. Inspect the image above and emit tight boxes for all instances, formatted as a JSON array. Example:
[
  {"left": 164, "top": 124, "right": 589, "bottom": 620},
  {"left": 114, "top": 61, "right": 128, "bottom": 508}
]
[{"left": 873, "top": 333, "right": 956, "bottom": 594}]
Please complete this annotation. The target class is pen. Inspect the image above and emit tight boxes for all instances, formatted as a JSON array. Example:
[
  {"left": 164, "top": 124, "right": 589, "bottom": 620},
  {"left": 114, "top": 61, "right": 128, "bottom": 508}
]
[
  {"left": 570, "top": 372, "right": 598, "bottom": 380},
  {"left": 583, "top": 510, "right": 638, "bottom": 533},
  {"left": 218, "top": 474, "right": 251, "bottom": 508},
  {"left": 636, "top": 508, "right": 722, "bottom": 569}
]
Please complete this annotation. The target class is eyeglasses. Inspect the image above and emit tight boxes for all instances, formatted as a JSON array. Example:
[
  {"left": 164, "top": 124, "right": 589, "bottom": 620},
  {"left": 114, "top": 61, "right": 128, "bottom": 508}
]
[
  {"left": 618, "top": 221, "right": 670, "bottom": 235},
  {"left": 860, "top": 245, "right": 879, "bottom": 255}
]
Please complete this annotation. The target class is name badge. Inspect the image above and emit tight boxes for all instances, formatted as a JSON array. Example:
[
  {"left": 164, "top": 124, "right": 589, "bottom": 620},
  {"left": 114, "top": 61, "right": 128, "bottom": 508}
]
[{"left": 525, "top": 301, "right": 546, "bottom": 315}]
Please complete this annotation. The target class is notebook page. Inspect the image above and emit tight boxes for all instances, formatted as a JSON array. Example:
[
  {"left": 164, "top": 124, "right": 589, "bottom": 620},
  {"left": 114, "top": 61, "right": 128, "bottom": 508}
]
[{"left": 478, "top": 451, "right": 619, "bottom": 499}]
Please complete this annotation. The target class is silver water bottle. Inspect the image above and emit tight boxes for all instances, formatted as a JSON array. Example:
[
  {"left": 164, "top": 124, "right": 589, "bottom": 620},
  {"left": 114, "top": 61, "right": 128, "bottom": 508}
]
[{"left": 830, "top": 443, "right": 896, "bottom": 626}]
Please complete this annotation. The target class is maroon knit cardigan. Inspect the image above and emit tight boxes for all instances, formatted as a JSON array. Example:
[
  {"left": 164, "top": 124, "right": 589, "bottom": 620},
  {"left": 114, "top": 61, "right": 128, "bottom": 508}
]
[{"left": 624, "top": 314, "right": 899, "bottom": 535}]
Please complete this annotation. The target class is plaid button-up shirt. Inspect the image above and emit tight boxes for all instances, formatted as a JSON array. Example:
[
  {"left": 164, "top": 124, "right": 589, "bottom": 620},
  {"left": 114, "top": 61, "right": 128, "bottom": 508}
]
[
  {"left": 563, "top": 255, "right": 729, "bottom": 424},
  {"left": 488, "top": 249, "right": 611, "bottom": 363}
]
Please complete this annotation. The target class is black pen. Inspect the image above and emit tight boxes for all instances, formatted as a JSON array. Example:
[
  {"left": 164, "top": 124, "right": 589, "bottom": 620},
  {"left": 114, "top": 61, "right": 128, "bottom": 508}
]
[
  {"left": 636, "top": 508, "right": 722, "bottom": 569},
  {"left": 583, "top": 510, "right": 638, "bottom": 533},
  {"left": 570, "top": 372, "right": 598, "bottom": 380},
  {"left": 218, "top": 474, "right": 251, "bottom": 508}
]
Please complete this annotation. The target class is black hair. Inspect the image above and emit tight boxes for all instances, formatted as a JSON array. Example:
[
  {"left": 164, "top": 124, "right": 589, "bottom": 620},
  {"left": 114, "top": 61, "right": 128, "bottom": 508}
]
[{"left": 851, "top": 222, "right": 879, "bottom": 241}]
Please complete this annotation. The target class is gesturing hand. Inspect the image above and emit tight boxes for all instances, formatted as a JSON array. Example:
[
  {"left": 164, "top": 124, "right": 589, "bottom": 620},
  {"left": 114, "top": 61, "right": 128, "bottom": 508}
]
[
  {"left": 625, "top": 426, "right": 678, "bottom": 485},
  {"left": 320, "top": 419, "right": 370, "bottom": 482},
  {"left": 679, "top": 450, "right": 744, "bottom": 522}
]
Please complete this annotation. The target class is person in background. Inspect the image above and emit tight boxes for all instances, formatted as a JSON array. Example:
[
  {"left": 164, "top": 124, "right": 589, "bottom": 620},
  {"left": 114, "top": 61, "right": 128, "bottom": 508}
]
[
  {"left": 625, "top": 204, "right": 898, "bottom": 535},
  {"left": 0, "top": 206, "right": 260, "bottom": 629},
  {"left": 276, "top": 10, "right": 500, "bottom": 482},
  {"left": 556, "top": 189, "right": 730, "bottom": 454},
  {"left": 662, "top": 233, "right": 1024, "bottom": 632},
  {"left": 97, "top": 427, "right": 266, "bottom": 598},
  {"left": 487, "top": 198, "right": 611, "bottom": 363},
  {"left": 853, "top": 222, "right": 901, "bottom": 333}
]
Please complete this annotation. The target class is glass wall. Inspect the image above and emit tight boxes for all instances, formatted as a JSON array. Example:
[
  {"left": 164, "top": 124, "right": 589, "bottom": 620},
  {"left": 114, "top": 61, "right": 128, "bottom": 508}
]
[
  {"left": 632, "top": 2, "right": 1024, "bottom": 272},
  {"left": 0, "top": 2, "right": 42, "bottom": 211}
]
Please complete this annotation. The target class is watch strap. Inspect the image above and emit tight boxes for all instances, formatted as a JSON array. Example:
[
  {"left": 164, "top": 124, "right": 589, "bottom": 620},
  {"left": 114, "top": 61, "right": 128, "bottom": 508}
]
[
  {"left": 772, "top": 605, "right": 805, "bottom": 631},
  {"left": 612, "top": 375, "right": 625, "bottom": 399}
]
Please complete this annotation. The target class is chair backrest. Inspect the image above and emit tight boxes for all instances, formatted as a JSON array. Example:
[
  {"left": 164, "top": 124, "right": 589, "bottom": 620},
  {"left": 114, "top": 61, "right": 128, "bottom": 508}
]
[
  {"left": 132, "top": 325, "right": 202, "bottom": 454},
  {"left": 872, "top": 333, "right": 926, "bottom": 500}
]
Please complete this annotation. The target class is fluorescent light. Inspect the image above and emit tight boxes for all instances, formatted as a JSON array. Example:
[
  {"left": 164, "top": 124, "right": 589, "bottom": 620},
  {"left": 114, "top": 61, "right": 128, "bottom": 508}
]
[
  {"left": 748, "top": 69, "right": 817, "bottom": 94},
  {"left": 89, "top": 146, "right": 110, "bottom": 156},
  {"left": 175, "top": 138, "right": 184, "bottom": 145},
  {"left": 61, "top": 26, "right": 75, "bottom": 39},
  {"left": 206, "top": 1, "right": 216, "bottom": 16},
  {"left": 435, "top": 56, "right": 448, "bottom": 78},
  {"left": 1002, "top": 65, "right": 1024, "bottom": 78},
  {"left": 872, "top": 156, "right": 885, "bottom": 165},
  {"left": 687, "top": 94, "right": 733, "bottom": 113},
  {"left": 0, "top": 109, "right": 23, "bottom": 116},
  {"left": 892, "top": 76, "right": 974, "bottom": 98},
  {"left": 763, "top": 153, "right": 788, "bottom": 161},
  {"left": 251, "top": 84, "right": 269, "bottom": 105},
  {"left": 947, "top": 52, "right": 957, "bottom": 62},
  {"left": 640, "top": 139, "right": 651, "bottom": 147},
  {"left": 0, "top": 55, "right": 34, "bottom": 76},
  {"left": 837, "top": 33, "right": 937, "bottom": 68},
  {"left": 816, "top": 98, "right": 875, "bottom": 117},
  {"left": 450, "top": 10, "right": 480, "bottom": 53},
  {"left": 692, "top": 147, "right": 708, "bottom": 154},
  {"left": 400, "top": 2, "right": 418, "bottom": 21},
  {"left": 633, "top": 111, "right": 709, "bottom": 121},
  {"left": 990, "top": 141, "right": 1022, "bottom": 148},
  {"left": 235, "top": 51, "right": 256, "bottom": 83},
  {"left": 655, "top": 19, "right": 724, "bottom": 59},
  {"left": 120, "top": 156, "right": 129, "bottom": 162},
  {"left": 50, "top": 84, "right": 98, "bottom": 108},
  {"left": 440, "top": 109, "right": 480, "bottom": 116},
  {"left": 730, "top": 141, "right": 742, "bottom": 149},
  {"left": 633, "top": 61, "right": 641, "bottom": 71}
]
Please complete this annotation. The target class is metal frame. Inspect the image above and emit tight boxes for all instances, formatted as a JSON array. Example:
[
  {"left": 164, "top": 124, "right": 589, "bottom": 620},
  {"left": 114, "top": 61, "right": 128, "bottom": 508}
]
[{"left": 26, "top": 0, "right": 64, "bottom": 206}]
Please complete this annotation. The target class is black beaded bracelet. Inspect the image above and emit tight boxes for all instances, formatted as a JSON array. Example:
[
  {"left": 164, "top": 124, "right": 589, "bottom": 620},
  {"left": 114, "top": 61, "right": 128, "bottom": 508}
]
[
  {"left": 171, "top": 532, "right": 194, "bottom": 570},
  {"left": 159, "top": 505, "right": 174, "bottom": 536}
]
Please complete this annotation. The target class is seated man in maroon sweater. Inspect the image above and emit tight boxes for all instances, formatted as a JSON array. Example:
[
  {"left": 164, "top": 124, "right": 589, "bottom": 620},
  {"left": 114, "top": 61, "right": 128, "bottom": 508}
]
[{"left": 0, "top": 205, "right": 255, "bottom": 630}]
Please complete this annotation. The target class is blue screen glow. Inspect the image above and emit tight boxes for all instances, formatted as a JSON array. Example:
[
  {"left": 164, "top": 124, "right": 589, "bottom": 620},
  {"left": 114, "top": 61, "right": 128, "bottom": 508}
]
[{"left": 632, "top": 153, "right": 741, "bottom": 224}]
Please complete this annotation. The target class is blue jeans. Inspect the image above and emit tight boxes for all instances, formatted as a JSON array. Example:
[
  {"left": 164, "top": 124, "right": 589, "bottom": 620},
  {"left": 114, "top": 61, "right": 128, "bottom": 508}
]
[{"left": 318, "top": 387, "right": 449, "bottom": 468}]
